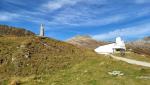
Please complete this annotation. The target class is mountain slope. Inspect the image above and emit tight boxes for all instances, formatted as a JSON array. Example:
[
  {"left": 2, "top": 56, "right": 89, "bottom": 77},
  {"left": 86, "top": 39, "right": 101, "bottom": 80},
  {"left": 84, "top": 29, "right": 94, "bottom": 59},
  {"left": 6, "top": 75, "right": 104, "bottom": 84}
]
[
  {"left": 0, "top": 25, "right": 34, "bottom": 36},
  {"left": 127, "top": 36, "right": 150, "bottom": 55},
  {"left": 67, "top": 35, "right": 108, "bottom": 49},
  {"left": 0, "top": 36, "right": 96, "bottom": 79},
  {"left": 144, "top": 36, "right": 150, "bottom": 41},
  {"left": 0, "top": 36, "right": 150, "bottom": 85},
  {"left": 1, "top": 27, "right": 150, "bottom": 85}
]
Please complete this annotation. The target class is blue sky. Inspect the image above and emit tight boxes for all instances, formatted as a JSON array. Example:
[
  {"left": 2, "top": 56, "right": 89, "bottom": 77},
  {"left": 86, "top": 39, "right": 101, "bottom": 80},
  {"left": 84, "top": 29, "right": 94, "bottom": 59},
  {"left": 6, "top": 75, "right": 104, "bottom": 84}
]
[{"left": 0, "top": 0, "right": 150, "bottom": 41}]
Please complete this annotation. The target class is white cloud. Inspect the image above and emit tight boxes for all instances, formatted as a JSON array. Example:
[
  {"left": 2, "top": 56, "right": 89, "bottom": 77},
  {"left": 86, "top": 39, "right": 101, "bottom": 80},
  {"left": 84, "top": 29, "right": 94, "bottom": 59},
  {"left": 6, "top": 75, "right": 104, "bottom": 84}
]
[
  {"left": 136, "top": 8, "right": 150, "bottom": 17},
  {"left": 41, "top": 0, "right": 80, "bottom": 11},
  {"left": 45, "top": 7, "right": 127, "bottom": 26},
  {"left": 0, "top": 12, "right": 20, "bottom": 21},
  {"left": 85, "top": 15, "right": 125, "bottom": 26},
  {"left": 3, "top": 0, "right": 148, "bottom": 27},
  {"left": 38, "top": 0, "right": 150, "bottom": 27},
  {"left": 3, "top": 0, "right": 26, "bottom": 5},
  {"left": 41, "top": 0, "right": 107, "bottom": 11},
  {"left": 0, "top": 15, "right": 10, "bottom": 21},
  {"left": 92, "top": 23, "right": 150, "bottom": 40},
  {"left": 1, "top": 0, "right": 150, "bottom": 28},
  {"left": 135, "top": 0, "right": 150, "bottom": 4}
]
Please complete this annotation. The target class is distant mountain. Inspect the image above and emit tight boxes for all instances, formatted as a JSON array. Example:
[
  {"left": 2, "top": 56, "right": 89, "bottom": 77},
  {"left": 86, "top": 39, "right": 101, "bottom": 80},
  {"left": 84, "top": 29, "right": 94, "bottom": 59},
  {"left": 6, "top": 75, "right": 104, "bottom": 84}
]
[
  {"left": 143, "top": 36, "right": 150, "bottom": 41},
  {"left": 67, "top": 35, "right": 108, "bottom": 49},
  {"left": 127, "top": 36, "right": 150, "bottom": 55},
  {"left": 0, "top": 25, "right": 35, "bottom": 36},
  {"left": 67, "top": 35, "right": 150, "bottom": 56}
]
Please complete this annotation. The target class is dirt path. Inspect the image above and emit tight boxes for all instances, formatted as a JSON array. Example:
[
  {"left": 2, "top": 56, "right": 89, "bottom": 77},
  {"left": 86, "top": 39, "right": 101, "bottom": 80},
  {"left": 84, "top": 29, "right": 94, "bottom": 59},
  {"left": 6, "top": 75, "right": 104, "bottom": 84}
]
[{"left": 110, "top": 54, "right": 150, "bottom": 68}]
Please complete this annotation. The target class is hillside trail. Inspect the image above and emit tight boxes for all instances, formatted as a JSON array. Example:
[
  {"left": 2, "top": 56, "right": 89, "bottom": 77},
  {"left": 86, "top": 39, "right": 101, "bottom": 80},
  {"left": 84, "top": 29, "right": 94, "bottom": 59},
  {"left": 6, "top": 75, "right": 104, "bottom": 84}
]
[{"left": 109, "top": 54, "right": 150, "bottom": 68}]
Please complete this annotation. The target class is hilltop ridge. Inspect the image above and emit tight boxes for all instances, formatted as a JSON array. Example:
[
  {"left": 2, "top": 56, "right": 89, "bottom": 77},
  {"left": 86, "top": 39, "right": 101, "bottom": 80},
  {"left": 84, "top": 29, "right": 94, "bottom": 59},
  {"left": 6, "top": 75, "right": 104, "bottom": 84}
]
[{"left": 0, "top": 25, "right": 35, "bottom": 36}]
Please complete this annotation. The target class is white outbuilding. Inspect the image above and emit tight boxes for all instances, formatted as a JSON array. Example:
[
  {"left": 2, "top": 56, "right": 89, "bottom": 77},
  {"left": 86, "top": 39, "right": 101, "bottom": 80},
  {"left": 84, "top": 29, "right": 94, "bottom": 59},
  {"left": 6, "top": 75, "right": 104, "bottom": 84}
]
[{"left": 95, "top": 37, "right": 126, "bottom": 54}]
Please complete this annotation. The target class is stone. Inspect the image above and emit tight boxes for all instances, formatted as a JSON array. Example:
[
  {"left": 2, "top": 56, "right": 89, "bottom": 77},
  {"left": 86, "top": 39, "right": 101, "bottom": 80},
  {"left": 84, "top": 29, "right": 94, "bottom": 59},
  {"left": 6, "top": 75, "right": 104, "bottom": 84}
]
[
  {"left": 9, "top": 80, "right": 20, "bottom": 85},
  {"left": 108, "top": 71, "right": 124, "bottom": 76}
]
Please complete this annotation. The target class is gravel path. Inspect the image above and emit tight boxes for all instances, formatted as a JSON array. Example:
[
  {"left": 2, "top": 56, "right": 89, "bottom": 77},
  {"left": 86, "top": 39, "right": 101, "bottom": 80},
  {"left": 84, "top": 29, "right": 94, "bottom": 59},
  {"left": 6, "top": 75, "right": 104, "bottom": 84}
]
[{"left": 110, "top": 54, "right": 150, "bottom": 68}]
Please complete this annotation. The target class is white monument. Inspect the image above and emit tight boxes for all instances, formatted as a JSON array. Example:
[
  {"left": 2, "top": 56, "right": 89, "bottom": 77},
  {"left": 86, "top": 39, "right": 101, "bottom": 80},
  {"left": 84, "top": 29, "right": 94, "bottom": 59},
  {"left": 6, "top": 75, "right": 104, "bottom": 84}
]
[
  {"left": 39, "top": 24, "right": 44, "bottom": 37},
  {"left": 95, "top": 37, "right": 126, "bottom": 54}
]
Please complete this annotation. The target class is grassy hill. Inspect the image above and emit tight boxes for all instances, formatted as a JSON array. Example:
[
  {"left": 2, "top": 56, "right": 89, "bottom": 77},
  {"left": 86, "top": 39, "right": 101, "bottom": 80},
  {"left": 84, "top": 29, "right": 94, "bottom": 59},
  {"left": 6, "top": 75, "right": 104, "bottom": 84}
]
[
  {"left": 0, "top": 25, "right": 34, "bottom": 36},
  {"left": 1, "top": 27, "right": 150, "bottom": 85},
  {"left": 0, "top": 36, "right": 93, "bottom": 76},
  {"left": 0, "top": 35, "right": 100, "bottom": 84},
  {"left": 0, "top": 36, "right": 150, "bottom": 85}
]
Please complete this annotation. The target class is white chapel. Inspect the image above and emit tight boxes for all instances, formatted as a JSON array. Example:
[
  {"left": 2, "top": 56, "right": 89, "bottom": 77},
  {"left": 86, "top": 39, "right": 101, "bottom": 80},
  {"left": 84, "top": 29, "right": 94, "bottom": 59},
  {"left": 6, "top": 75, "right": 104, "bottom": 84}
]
[{"left": 95, "top": 37, "right": 126, "bottom": 54}]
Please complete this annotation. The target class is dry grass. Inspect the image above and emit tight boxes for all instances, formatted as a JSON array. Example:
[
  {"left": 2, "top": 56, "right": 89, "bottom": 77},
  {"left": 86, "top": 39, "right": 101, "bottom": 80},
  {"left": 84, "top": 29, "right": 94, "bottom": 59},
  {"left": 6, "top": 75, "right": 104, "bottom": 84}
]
[
  {"left": 1, "top": 36, "right": 150, "bottom": 85},
  {"left": 7, "top": 54, "right": 150, "bottom": 85},
  {"left": 0, "top": 36, "right": 92, "bottom": 79}
]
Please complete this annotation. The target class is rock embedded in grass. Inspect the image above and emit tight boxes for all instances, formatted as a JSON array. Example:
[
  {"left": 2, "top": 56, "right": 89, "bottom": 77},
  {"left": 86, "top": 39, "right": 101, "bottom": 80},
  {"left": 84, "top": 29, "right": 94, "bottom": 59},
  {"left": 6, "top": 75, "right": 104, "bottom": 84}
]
[{"left": 108, "top": 71, "right": 124, "bottom": 76}]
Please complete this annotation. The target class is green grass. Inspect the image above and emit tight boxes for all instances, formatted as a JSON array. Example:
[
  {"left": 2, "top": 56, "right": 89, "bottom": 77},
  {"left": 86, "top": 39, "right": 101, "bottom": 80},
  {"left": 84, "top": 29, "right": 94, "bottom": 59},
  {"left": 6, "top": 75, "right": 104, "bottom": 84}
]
[
  {"left": 1, "top": 36, "right": 150, "bottom": 85},
  {"left": 7, "top": 55, "right": 150, "bottom": 85},
  {"left": 0, "top": 36, "right": 96, "bottom": 84}
]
